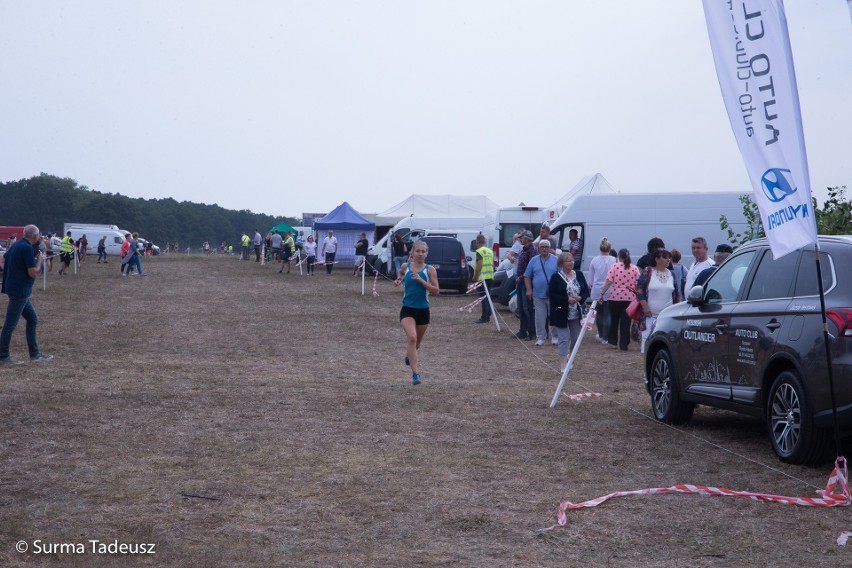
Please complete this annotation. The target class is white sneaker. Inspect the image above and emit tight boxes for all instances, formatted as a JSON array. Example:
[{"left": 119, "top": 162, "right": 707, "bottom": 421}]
[
  {"left": 551, "top": 338, "right": 559, "bottom": 345},
  {"left": 535, "top": 339, "right": 545, "bottom": 346}
]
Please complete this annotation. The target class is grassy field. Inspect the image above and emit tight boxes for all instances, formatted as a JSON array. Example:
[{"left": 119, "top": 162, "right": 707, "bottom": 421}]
[{"left": 0, "top": 254, "right": 848, "bottom": 567}]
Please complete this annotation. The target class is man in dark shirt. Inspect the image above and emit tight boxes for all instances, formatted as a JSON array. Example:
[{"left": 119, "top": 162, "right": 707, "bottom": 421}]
[
  {"left": 513, "top": 231, "right": 538, "bottom": 340},
  {"left": 353, "top": 232, "right": 370, "bottom": 276},
  {"left": 1, "top": 224, "right": 53, "bottom": 365}
]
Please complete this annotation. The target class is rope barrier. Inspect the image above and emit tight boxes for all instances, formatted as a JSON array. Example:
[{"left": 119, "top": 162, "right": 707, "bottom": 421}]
[
  {"left": 544, "top": 457, "right": 850, "bottom": 539},
  {"left": 563, "top": 392, "right": 603, "bottom": 401}
]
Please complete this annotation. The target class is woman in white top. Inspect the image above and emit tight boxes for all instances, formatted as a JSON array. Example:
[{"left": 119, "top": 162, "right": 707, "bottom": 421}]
[
  {"left": 587, "top": 237, "right": 617, "bottom": 344},
  {"left": 303, "top": 235, "right": 318, "bottom": 275},
  {"left": 636, "top": 248, "right": 679, "bottom": 353}
]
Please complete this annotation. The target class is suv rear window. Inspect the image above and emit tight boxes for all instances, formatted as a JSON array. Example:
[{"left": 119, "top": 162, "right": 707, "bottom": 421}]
[
  {"left": 794, "top": 252, "right": 834, "bottom": 296},
  {"left": 746, "top": 250, "right": 799, "bottom": 301},
  {"left": 420, "top": 238, "right": 462, "bottom": 264}
]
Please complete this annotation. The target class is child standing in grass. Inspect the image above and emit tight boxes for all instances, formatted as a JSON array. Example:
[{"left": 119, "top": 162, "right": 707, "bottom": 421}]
[{"left": 394, "top": 241, "right": 439, "bottom": 385}]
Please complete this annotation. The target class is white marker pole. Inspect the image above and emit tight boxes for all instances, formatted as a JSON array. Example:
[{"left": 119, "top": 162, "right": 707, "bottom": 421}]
[
  {"left": 550, "top": 300, "right": 597, "bottom": 408},
  {"left": 360, "top": 258, "right": 366, "bottom": 295}
]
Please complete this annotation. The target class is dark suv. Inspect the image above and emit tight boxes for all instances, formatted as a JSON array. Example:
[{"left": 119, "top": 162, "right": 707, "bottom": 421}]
[
  {"left": 417, "top": 236, "right": 470, "bottom": 293},
  {"left": 644, "top": 236, "right": 852, "bottom": 464}
]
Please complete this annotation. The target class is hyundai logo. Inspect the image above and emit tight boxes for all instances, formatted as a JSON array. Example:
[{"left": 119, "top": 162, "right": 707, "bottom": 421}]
[{"left": 761, "top": 168, "right": 798, "bottom": 203}]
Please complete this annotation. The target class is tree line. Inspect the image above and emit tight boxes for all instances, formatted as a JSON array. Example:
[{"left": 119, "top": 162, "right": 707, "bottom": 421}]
[{"left": 0, "top": 173, "right": 301, "bottom": 248}]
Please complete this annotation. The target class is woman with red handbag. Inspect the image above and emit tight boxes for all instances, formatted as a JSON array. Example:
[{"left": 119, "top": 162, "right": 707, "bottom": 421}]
[
  {"left": 598, "top": 248, "right": 640, "bottom": 351},
  {"left": 636, "top": 248, "right": 680, "bottom": 353}
]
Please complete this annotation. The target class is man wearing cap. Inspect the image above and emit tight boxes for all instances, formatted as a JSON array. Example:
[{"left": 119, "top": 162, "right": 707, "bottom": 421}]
[
  {"left": 693, "top": 244, "right": 734, "bottom": 288},
  {"left": 1, "top": 224, "right": 53, "bottom": 365},
  {"left": 513, "top": 230, "right": 537, "bottom": 340}
]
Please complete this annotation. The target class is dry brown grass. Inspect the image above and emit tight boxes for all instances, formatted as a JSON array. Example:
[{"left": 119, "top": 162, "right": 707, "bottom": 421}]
[{"left": 1, "top": 255, "right": 849, "bottom": 567}]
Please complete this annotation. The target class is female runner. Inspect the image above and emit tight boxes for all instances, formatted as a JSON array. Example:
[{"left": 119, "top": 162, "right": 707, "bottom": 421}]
[{"left": 394, "top": 240, "right": 439, "bottom": 385}]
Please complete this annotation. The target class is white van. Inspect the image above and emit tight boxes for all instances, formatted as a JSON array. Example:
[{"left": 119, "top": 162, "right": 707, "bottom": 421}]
[
  {"left": 366, "top": 216, "right": 487, "bottom": 277},
  {"left": 481, "top": 206, "right": 548, "bottom": 263},
  {"left": 63, "top": 223, "right": 127, "bottom": 256},
  {"left": 546, "top": 192, "right": 750, "bottom": 270}
]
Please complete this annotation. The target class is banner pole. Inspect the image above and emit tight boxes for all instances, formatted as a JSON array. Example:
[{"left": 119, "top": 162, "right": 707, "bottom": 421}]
[
  {"left": 550, "top": 300, "right": 597, "bottom": 408},
  {"left": 813, "top": 244, "right": 843, "bottom": 457},
  {"left": 361, "top": 258, "right": 366, "bottom": 295}
]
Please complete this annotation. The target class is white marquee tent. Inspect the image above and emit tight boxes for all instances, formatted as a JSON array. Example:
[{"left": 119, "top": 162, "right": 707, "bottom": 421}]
[
  {"left": 544, "top": 173, "right": 620, "bottom": 225},
  {"left": 374, "top": 194, "right": 501, "bottom": 226}
]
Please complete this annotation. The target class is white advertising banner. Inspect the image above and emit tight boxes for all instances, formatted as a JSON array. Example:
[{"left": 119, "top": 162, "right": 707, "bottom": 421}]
[{"left": 703, "top": 0, "right": 817, "bottom": 259}]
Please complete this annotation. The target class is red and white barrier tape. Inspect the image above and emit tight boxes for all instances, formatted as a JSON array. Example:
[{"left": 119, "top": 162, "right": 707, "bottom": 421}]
[
  {"left": 372, "top": 271, "right": 380, "bottom": 297},
  {"left": 547, "top": 457, "right": 850, "bottom": 539},
  {"left": 459, "top": 295, "right": 486, "bottom": 313},
  {"left": 838, "top": 531, "right": 851, "bottom": 546},
  {"left": 563, "top": 392, "right": 603, "bottom": 401}
]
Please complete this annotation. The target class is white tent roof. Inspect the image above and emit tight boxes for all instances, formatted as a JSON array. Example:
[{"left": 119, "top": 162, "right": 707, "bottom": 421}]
[
  {"left": 544, "top": 173, "right": 620, "bottom": 224},
  {"left": 375, "top": 194, "right": 501, "bottom": 225}
]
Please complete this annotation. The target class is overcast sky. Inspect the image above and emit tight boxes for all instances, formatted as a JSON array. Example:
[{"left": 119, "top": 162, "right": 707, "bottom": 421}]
[{"left": 1, "top": 1, "right": 849, "bottom": 219}]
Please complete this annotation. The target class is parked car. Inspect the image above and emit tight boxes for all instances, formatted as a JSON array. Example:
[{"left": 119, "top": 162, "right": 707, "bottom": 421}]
[
  {"left": 644, "top": 236, "right": 852, "bottom": 465},
  {"left": 490, "top": 267, "right": 516, "bottom": 306},
  {"left": 416, "top": 236, "right": 470, "bottom": 294}
]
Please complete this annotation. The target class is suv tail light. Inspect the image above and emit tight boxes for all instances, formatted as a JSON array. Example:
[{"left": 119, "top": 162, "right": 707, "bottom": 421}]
[
  {"left": 492, "top": 244, "right": 500, "bottom": 268},
  {"left": 460, "top": 255, "right": 467, "bottom": 269},
  {"left": 826, "top": 308, "right": 852, "bottom": 337}
]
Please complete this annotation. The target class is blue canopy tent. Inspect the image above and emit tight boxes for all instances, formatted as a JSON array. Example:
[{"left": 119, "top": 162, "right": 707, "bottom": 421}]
[{"left": 313, "top": 202, "right": 375, "bottom": 266}]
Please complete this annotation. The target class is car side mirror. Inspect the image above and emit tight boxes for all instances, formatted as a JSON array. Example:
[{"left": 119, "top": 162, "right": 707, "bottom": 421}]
[{"left": 686, "top": 285, "right": 705, "bottom": 306}]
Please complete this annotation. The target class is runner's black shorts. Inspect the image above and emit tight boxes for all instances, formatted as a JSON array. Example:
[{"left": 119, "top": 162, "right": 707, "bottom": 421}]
[
  {"left": 400, "top": 306, "right": 430, "bottom": 326},
  {"left": 60, "top": 252, "right": 72, "bottom": 264},
  {"left": 282, "top": 249, "right": 292, "bottom": 262}
]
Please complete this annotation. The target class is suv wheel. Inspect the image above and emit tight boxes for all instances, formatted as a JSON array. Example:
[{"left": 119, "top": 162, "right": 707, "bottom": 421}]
[
  {"left": 767, "top": 370, "right": 831, "bottom": 465},
  {"left": 650, "top": 349, "right": 694, "bottom": 425}
]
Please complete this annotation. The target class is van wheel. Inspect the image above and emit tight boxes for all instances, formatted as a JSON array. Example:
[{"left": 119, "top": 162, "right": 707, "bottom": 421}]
[
  {"left": 649, "top": 349, "right": 694, "bottom": 425},
  {"left": 767, "top": 370, "right": 831, "bottom": 464}
]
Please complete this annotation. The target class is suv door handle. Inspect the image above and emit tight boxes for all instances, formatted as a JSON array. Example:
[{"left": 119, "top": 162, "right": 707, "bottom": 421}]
[
  {"left": 714, "top": 321, "right": 729, "bottom": 331},
  {"left": 766, "top": 320, "right": 782, "bottom": 331}
]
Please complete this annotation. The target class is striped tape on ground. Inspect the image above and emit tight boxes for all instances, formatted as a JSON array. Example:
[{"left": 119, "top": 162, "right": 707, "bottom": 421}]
[{"left": 549, "top": 457, "right": 850, "bottom": 542}]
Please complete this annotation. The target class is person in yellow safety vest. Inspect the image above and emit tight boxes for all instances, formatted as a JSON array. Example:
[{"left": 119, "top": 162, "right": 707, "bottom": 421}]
[
  {"left": 57, "top": 231, "right": 75, "bottom": 276},
  {"left": 279, "top": 232, "right": 295, "bottom": 274},
  {"left": 240, "top": 232, "right": 250, "bottom": 260},
  {"left": 473, "top": 234, "right": 494, "bottom": 324}
]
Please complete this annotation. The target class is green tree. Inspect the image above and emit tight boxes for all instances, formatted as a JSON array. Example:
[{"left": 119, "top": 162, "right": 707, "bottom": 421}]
[
  {"left": 814, "top": 186, "right": 850, "bottom": 235},
  {"left": 0, "top": 173, "right": 299, "bottom": 246},
  {"left": 720, "top": 194, "right": 764, "bottom": 246}
]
